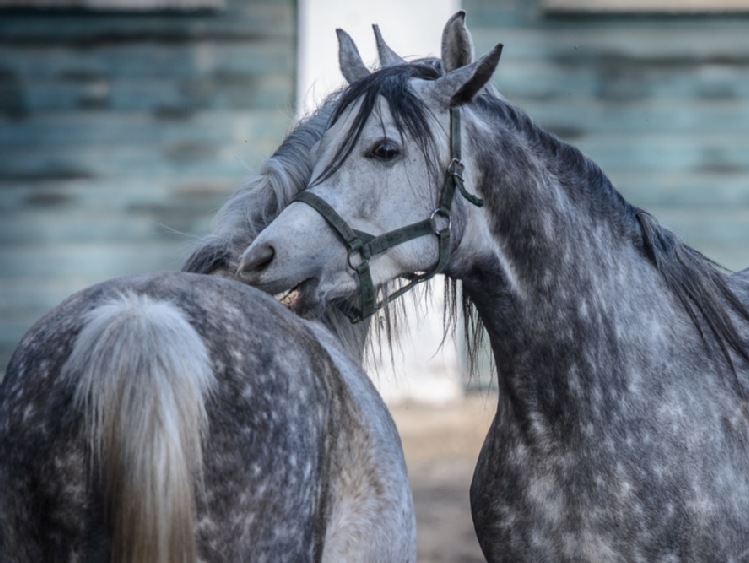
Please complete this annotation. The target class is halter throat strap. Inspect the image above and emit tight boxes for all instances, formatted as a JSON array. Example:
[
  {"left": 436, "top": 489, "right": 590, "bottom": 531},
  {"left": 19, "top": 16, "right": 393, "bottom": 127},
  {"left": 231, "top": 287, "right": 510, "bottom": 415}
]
[{"left": 293, "top": 106, "right": 483, "bottom": 322}]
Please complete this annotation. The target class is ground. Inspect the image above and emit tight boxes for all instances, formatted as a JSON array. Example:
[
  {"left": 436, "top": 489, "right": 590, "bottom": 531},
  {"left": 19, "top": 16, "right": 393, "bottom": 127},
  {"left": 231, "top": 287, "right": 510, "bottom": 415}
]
[{"left": 391, "top": 395, "right": 496, "bottom": 563}]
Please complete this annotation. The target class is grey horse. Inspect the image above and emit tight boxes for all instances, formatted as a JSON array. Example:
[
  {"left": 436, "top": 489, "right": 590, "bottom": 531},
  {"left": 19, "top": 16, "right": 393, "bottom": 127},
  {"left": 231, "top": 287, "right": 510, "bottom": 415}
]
[
  {"left": 238, "top": 12, "right": 749, "bottom": 562},
  {"left": 0, "top": 29, "right": 417, "bottom": 563}
]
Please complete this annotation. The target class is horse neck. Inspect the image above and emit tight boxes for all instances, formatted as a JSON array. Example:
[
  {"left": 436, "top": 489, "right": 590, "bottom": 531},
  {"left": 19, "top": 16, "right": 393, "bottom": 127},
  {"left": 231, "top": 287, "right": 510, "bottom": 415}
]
[
  {"left": 461, "top": 105, "right": 646, "bottom": 307},
  {"left": 457, "top": 108, "right": 706, "bottom": 431}
]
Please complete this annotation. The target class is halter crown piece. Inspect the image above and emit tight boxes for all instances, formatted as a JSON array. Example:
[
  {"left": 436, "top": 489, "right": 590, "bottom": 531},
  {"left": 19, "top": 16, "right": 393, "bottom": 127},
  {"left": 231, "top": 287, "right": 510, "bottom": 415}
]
[{"left": 294, "top": 107, "right": 483, "bottom": 322}]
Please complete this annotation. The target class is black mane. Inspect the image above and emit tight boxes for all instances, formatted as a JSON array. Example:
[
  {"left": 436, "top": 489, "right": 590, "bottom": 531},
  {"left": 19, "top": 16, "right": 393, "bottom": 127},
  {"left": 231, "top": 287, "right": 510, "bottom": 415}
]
[{"left": 312, "top": 64, "right": 442, "bottom": 187}]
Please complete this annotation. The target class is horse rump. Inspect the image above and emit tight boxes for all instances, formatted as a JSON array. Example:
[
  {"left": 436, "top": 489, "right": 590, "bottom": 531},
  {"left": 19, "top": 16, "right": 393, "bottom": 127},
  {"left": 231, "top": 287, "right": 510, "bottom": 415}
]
[{"left": 0, "top": 291, "right": 214, "bottom": 563}]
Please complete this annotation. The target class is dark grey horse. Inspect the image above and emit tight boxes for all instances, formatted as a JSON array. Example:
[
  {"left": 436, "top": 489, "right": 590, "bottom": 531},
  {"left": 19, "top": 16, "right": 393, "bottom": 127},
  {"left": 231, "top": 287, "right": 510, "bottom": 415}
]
[
  {"left": 0, "top": 30, "right": 417, "bottom": 563},
  {"left": 238, "top": 12, "right": 749, "bottom": 562}
]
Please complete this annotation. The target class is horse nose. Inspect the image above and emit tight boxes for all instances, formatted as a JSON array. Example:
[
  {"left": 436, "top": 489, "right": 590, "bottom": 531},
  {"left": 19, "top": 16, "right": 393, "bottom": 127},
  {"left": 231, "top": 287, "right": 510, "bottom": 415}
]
[{"left": 238, "top": 243, "right": 275, "bottom": 281}]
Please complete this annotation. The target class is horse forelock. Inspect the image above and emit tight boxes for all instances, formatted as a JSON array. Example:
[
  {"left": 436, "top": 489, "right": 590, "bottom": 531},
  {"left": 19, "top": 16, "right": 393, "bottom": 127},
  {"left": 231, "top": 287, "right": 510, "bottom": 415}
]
[{"left": 312, "top": 64, "right": 443, "bottom": 188}]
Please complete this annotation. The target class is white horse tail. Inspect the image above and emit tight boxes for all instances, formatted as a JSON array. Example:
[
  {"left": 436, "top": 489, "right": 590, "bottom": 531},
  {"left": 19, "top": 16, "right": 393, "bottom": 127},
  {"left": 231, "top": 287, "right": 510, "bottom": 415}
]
[{"left": 63, "top": 292, "right": 214, "bottom": 563}]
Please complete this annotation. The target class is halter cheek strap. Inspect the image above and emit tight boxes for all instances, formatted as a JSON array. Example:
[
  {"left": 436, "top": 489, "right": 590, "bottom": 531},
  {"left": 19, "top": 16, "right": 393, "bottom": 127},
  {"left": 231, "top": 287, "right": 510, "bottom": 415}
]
[{"left": 293, "top": 107, "right": 483, "bottom": 322}]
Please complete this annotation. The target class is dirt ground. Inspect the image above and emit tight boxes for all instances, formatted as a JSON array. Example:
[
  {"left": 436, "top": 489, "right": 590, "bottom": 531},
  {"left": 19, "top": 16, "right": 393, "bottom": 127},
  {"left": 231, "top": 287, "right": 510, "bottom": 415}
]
[{"left": 390, "top": 395, "right": 496, "bottom": 563}]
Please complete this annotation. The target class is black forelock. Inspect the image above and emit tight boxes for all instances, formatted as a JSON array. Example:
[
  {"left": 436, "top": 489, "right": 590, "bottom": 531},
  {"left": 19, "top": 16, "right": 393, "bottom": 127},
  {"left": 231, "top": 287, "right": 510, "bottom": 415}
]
[{"left": 311, "top": 64, "right": 442, "bottom": 186}]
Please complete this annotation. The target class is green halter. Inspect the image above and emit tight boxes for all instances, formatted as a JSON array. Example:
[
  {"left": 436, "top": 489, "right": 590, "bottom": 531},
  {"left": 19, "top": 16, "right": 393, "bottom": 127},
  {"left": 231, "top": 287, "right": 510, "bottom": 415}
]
[{"left": 293, "top": 107, "right": 483, "bottom": 322}]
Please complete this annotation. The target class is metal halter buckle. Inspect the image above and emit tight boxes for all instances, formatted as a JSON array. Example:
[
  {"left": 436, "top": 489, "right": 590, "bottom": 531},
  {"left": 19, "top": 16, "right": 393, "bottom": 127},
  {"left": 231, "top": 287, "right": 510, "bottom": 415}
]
[{"left": 448, "top": 157, "right": 464, "bottom": 176}]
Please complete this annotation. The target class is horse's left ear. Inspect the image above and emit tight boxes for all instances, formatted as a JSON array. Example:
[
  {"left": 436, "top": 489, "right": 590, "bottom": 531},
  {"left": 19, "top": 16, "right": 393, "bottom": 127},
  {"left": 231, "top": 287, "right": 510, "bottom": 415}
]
[
  {"left": 372, "top": 24, "right": 405, "bottom": 67},
  {"left": 337, "top": 29, "right": 370, "bottom": 84},
  {"left": 441, "top": 11, "right": 474, "bottom": 72},
  {"left": 432, "top": 43, "right": 503, "bottom": 107}
]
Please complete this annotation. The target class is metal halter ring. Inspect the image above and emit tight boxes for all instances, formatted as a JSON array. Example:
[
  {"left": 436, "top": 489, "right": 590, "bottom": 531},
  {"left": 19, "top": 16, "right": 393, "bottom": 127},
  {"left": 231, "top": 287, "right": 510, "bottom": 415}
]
[
  {"left": 348, "top": 247, "right": 366, "bottom": 270},
  {"left": 430, "top": 208, "right": 451, "bottom": 235}
]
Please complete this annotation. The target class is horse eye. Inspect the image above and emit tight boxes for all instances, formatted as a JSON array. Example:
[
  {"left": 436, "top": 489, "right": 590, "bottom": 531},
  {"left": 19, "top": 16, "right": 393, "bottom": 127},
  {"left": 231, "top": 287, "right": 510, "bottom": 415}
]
[{"left": 367, "top": 140, "right": 401, "bottom": 161}]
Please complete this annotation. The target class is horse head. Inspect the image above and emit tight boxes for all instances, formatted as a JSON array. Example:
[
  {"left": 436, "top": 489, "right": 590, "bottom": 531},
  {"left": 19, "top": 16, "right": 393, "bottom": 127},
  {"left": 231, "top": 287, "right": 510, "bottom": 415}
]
[{"left": 238, "top": 12, "right": 501, "bottom": 321}]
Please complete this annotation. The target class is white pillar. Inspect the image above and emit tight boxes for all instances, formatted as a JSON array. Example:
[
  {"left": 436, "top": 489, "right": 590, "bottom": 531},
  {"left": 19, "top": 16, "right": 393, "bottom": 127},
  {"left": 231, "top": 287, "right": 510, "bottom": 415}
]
[
  {"left": 297, "top": 0, "right": 464, "bottom": 404},
  {"left": 298, "top": 0, "right": 460, "bottom": 116}
]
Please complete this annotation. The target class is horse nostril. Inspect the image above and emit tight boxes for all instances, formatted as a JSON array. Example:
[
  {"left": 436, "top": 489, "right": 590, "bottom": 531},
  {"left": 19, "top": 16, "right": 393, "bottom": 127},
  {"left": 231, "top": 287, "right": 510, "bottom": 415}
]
[{"left": 238, "top": 244, "right": 275, "bottom": 277}]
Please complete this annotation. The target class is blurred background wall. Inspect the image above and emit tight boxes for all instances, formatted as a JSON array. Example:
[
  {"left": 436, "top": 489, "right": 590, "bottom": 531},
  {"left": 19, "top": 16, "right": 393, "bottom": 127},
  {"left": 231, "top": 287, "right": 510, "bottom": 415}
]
[
  {"left": 468, "top": 0, "right": 749, "bottom": 274},
  {"left": 2, "top": 0, "right": 749, "bottom": 394},
  {"left": 0, "top": 0, "right": 297, "bottom": 373}
]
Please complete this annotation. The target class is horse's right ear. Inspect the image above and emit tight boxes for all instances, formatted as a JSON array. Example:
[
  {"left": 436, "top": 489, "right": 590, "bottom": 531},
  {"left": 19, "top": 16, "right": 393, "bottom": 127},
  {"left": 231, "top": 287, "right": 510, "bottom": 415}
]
[
  {"left": 337, "top": 29, "right": 370, "bottom": 84},
  {"left": 441, "top": 11, "right": 474, "bottom": 72},
  {"left": 432, "top": 43, "right": 503, "bottom": 108},
  {"left": 372, "top": 24, "right": 405, "bottom": 67}
]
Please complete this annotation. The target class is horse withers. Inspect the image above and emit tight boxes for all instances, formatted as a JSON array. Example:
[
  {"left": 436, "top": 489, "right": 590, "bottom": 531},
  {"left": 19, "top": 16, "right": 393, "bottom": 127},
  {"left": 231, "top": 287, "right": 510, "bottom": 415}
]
[
  {"left": 239, "top": 12, "right": 749, "bottom": 561},
  {"left": 0, "top": 28, "right": 418, "bottom": 563}
]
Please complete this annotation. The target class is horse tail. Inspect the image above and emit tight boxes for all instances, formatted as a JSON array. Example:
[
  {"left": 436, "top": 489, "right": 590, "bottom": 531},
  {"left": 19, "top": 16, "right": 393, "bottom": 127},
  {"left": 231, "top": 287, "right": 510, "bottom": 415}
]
[{"left": 63, "top": 292, "right": 214, "bottom": 563}]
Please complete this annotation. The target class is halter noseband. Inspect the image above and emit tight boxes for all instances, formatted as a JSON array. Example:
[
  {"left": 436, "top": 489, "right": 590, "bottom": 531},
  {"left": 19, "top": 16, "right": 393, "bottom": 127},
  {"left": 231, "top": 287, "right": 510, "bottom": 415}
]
[{"left": 293, "top": 106, "right": 483, "bottom": 322}]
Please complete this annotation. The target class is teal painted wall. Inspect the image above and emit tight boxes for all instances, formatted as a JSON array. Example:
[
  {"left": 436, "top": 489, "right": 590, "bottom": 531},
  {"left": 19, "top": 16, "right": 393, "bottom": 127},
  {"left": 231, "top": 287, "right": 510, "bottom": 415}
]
[
  {"left": 465, "top": 0, "right": 749, "bottom": 269},
  {"left": 462, "top": 1, "right": 749, "bottom": 389},
  {"left": 0, "top": 0, "right": 297, "bottom": 373}
]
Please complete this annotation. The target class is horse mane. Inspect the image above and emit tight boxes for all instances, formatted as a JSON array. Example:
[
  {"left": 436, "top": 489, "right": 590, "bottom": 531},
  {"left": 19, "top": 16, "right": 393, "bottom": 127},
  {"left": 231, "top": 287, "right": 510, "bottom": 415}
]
[
  {"left": 183, "top": 96, "right": 338, "bottom": 276},
  {"left": 636, "top": 210, "right": 749, "bottom": 388}
]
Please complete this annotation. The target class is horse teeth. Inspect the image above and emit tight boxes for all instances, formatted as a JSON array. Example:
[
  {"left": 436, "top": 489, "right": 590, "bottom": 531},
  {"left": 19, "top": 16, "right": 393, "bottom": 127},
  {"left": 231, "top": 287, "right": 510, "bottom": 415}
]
[{"left": 275, "top": 288, "right": 300, "bottom": 308}]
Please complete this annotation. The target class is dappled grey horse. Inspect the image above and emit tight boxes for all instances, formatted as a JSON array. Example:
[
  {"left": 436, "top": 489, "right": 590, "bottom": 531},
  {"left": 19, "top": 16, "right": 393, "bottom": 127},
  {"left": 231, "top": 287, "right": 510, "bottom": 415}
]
[
  {"left": 240, "top": 12, "right": 749, "bottom": 562},
  {"left": 0, "top": 29, "right": 417, "bottom": 563}
]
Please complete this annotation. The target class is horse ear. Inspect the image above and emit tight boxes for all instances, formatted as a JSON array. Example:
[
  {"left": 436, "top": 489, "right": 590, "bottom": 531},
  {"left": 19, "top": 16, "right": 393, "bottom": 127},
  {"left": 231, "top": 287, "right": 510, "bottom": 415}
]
[
  {"left": 441, "top": 11, "right": 474, "bottom": 72},
  {"left": 372, "top": 23, "right": 406, "bottom": 67},
  {"left": 432, "top": 43, "right": 503, "bottom": 107},
  {"left": 336, "top": 29, "right": 370, "bottom": 84}
]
